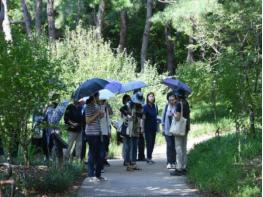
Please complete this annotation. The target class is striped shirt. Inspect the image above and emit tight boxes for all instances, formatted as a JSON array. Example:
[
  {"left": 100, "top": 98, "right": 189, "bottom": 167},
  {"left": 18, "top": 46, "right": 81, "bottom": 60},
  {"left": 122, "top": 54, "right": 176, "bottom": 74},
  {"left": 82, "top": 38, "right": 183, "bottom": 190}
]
[{"left": 85, "top": 103, "right": 101, "bottom": 136}]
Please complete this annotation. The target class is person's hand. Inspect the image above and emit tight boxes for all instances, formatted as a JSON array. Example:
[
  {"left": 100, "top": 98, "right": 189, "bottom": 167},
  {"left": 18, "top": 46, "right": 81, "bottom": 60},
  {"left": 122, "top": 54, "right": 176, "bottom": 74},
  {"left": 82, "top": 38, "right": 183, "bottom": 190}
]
[{"left": 96, "top": 110, "right": 104, "bottom": 117}]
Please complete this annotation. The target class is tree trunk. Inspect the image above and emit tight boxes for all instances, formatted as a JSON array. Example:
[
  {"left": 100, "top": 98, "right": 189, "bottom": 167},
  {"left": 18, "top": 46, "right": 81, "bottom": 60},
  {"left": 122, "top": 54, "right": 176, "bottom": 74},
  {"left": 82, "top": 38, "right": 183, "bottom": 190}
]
[
  {"left": 200, "top": 46, "right": 205, "bottom": 60},
  {"left": 186, "top": 36, "right": 194, "bottom": 63},
  {"left": 119, "top": 10, "right": 127, "bottom": 52},
  {"left": 76, "top": 0, "right": 81, "bottom": 24},
  {"left": 47, "top": 0, "right": 55, "bottom": 41},
  {"left": 165, "top": 23, "right": 175, "bottom": 75},
  {"left": 95, "top": 0, "right": 105, "bottom": 39},
  {"left": 1, "top": 0, "right": 12, "bottom": 41},
  {"left": 21, "top": 0, "right": 32, "bottom": 38},
  {"left": 140, "top": 0, "right": 153, "bottom": 72},
  {"left": 35, "top": 0, "right": 42, "bottom": 34},
  {"left": 0, "top": 2, "right": 4, "bottom": 27}
]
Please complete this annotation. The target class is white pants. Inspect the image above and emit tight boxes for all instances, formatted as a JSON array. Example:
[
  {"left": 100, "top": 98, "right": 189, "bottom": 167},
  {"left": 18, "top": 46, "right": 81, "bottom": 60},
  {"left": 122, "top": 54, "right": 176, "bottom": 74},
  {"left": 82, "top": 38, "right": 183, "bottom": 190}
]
[
  {"left": 65, "top": 131, "right": 82, "bottom": 160},
  {"left": 174, "top": 135, "right": 187, "bottom": 170}
]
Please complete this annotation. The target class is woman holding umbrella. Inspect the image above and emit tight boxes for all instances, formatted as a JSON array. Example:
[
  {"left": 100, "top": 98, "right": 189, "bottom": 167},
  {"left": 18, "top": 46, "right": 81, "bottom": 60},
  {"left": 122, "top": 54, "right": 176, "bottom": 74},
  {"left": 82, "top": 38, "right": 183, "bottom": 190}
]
[
  {"left": 121, "top": 92, "right": 144, "bottom": 171},
  {"left": 85, "top": 95, "right": 105, "bottom": 180}
]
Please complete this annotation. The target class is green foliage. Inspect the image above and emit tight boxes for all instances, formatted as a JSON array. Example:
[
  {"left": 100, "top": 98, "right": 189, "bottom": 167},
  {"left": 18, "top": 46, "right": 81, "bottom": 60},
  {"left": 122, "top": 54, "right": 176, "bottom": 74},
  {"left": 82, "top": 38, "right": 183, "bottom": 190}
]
[
  {"left": 23, "top": 163, "right": 84, "bottom": 193},
  {"left": 52, "top": 26, "right": 167, "bottom": 106},
  {"left": 0, "top": 32, "right": 63, "bottom": 162},
  {"left": 176, "top": 61, "right": 213, "bottom": 103},
  {"left": 187, "top": 132, "right": 262, "bottom": 196},
  {"left": 152, "top": 0, "right": 221, "bottom": 36}
]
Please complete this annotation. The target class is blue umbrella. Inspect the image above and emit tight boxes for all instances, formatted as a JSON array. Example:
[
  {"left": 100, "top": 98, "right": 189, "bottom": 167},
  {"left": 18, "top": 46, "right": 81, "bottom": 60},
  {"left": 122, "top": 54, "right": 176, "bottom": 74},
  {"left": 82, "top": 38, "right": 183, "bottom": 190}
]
[
  {"left": 119, "top": 80, "right": 147, "bottom": 93},
  {"left": 105, "top": 79, "right": 122, "bottom": 94},
  {"left": 74, "top": 78, "right": 109, "bottom": 100},
  {"left": 162, "top": 78, "right": 192, "bottom": 94}
]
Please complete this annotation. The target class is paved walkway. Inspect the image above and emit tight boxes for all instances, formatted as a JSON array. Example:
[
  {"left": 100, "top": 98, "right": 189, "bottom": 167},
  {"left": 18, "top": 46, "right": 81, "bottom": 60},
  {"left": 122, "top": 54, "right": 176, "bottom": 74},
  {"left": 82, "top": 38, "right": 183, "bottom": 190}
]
[{"left": 78, "top": 135, "right": 214, "bottom": 197}]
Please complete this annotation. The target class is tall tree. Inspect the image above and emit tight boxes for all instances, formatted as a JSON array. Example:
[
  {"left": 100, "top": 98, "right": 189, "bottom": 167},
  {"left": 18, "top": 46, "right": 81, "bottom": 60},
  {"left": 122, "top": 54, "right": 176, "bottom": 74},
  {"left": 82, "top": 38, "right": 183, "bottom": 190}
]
[
  {"left": 21, "top": 0, "right": 32, "bottom": 38},
  {"left": 140, "top": 0, "right": 153, "bottom": 72},
  {"left": 35, "top": 0, "right": 42, "bottom": 34},
  {"left": 186, "top": 36, "right": 194, "bottom": 63},
  {"left": 76, "top": 0, "right": 81, "bottom": 24},
  {"left": 47, "top": 0, "right": 55, "bottom": 40},
  {"left": 96, "top": 0, "right": 105, "bottom": 38},
  {"left": 0, "top": 2, "right": 4, "bottom": 26},
  {"left": 165, "top": 23, "right": 175, "bottom": 75},
  {"left": 186, "top": 17, "right": 196, "bottom": 63},
  {"left": 1, "top": 0, "right": 12, "bottom": 41},
  {"left": 119, "top": 10, "right": 127, "bottom": 51}
]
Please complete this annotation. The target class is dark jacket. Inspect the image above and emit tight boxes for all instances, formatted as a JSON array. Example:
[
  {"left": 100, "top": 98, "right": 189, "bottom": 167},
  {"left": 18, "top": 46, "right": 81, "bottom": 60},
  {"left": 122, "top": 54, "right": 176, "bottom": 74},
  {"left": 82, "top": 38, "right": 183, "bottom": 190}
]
[{"left": 64, "top": 104, "right": 83, "bottom": 132}]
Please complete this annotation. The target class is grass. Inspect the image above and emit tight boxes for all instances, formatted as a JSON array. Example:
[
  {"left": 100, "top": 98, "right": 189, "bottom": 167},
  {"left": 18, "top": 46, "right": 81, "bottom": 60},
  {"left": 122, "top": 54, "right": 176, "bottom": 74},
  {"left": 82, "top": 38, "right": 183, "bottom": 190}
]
[{"left": 187, "top": 131, "right": 262, "bottom": 196}]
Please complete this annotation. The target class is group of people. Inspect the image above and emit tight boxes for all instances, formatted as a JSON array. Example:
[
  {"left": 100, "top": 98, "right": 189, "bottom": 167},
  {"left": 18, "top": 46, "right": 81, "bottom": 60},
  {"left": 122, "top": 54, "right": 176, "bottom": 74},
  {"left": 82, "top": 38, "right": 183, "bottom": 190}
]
[{"left": 30, "top": 87, "right": 190, "bottom": 180}]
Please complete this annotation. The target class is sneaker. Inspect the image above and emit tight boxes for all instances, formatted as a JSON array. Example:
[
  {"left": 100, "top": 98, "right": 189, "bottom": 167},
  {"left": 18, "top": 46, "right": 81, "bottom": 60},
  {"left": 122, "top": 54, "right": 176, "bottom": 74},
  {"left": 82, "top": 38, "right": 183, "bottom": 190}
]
[
  {"left": 146, "top": 159, "right": 154, "bottom": 165},
  {"left": 171, "top": 164, "right": 176, "bottom": 169},
  {"left": 95, "top": 176, "right": 106, "bottom": 181},
  {"left": 170, "top": 169, "right": 183, "bottom": 176},
  {"left": 104, "top": 160, "right": 110, "bottom": 167},
  {"left": 167, "top": 163, "right": 172, "bottom": 169},
  {"left": 126, "top": 165, "right": 135, "bottom": 171},
  {"left": 131, "top": 165, "right": 142, "bottom": 170},
  {"left": 137, "top": 157, "right": 146, "bottom": 161}
]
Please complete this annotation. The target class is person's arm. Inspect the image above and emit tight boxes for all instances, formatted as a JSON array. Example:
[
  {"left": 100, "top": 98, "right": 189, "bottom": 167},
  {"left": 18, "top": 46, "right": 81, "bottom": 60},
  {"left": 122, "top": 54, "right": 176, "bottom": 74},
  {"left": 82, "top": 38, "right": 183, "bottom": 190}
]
[
  {"left": 141, "top": 106, "right": 147, "bottom": 133},
  {"left": 161, "top": 105, "right": 167, "bottom": 133},
  {"left": 174, "top": 103, "right": 182, "bottom": 121},
  {"left": 86, "top": 110, "right": 103, "bottom": 124},
  {"left": 107, "top": 103, "right": 113, "bottom": 116}
]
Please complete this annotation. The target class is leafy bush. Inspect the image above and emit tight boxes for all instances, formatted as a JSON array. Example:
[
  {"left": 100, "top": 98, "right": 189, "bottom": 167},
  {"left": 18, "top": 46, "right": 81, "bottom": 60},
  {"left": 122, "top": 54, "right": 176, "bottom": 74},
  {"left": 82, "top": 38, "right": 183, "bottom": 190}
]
[
  {"left": 24, "top": 163, "right": 84, "bottom": 193},
  {"left": 0, "top": 32, "right": 63, "bottom": 164},
  {"left": 187, "top": 132, "right": 262, "bottom": 196}
]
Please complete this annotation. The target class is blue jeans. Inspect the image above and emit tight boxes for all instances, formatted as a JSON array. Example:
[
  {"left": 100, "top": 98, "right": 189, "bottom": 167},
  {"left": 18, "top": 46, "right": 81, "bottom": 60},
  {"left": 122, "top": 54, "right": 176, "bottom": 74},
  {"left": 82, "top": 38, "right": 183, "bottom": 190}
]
[
  {"left": 165, "top": 135, "right": 176, "bottom": 164},
  {"left": 87, "top": 137, "right": 106, "bottom": 177},
  {"left": 124, "top": 136, "right": 138, "bottom": 163},
  {"left": 145, "top": 131, "right": 156, "bottom": 160},
  {"left": 86, "top": 136, "right": 103, "bottom": 178}
]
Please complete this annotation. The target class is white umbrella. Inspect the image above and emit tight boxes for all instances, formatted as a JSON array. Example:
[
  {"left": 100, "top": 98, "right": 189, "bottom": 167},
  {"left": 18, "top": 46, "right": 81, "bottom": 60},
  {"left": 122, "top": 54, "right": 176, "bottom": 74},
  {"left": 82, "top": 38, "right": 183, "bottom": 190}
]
[{"left": 99, "top": 89, "right": 115, "bottom": 100}]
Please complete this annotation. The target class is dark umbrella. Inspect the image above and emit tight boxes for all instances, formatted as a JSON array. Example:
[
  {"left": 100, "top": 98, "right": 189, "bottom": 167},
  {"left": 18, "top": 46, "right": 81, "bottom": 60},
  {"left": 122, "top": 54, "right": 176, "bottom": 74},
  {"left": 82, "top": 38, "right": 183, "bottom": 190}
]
[
  {"left": 162, "top": 78, "right": 192, "bottom": 94},
  {"left": 74, "top": 78, "right": 109, "bottom": 100},
  {"left": 119, "top": 80, "right": 147, "bottom": 93}
]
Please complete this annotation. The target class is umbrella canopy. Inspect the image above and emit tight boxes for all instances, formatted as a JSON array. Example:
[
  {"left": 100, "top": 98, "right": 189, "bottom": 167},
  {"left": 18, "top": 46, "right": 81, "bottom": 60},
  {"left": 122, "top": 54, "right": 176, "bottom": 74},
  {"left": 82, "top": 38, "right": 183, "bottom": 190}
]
[
  {"left": 119, "top": 80, "right": 147, "bottom": 93},
  {"left": 99, "top": 89, "right": 115, "bottom": 100},
  {"left": 74, "top": 78, "right": 109, "bottom": 100},
  {"left": 105, "top": 80, "right": 122, "bottom": 94},
  {"left": 162, "top": 78, "right": 192, "bottom": 94},
  {"left": 50, "top": 100, "right": 69, "bottom": 124}
]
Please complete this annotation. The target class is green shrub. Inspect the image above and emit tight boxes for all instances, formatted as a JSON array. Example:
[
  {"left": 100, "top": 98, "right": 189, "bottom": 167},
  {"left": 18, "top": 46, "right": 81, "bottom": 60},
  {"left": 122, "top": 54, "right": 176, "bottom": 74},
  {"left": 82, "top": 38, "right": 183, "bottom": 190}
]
[
  {"left": 187, "top": 132, "right": 261, "bottom": 196},
  {"left": 24, "top": 163, "right": 84, "bottom": 193},
  {"left": 238, "top": 185, "right": 261, "bottom": 197}
]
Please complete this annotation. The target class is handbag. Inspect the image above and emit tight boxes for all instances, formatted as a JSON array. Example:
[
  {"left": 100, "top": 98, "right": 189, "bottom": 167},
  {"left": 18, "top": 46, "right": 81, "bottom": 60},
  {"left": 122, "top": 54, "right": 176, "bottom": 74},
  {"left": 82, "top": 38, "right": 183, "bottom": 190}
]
[{"left": 169, "top": 102, "right": 187, "bottom": 136}]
